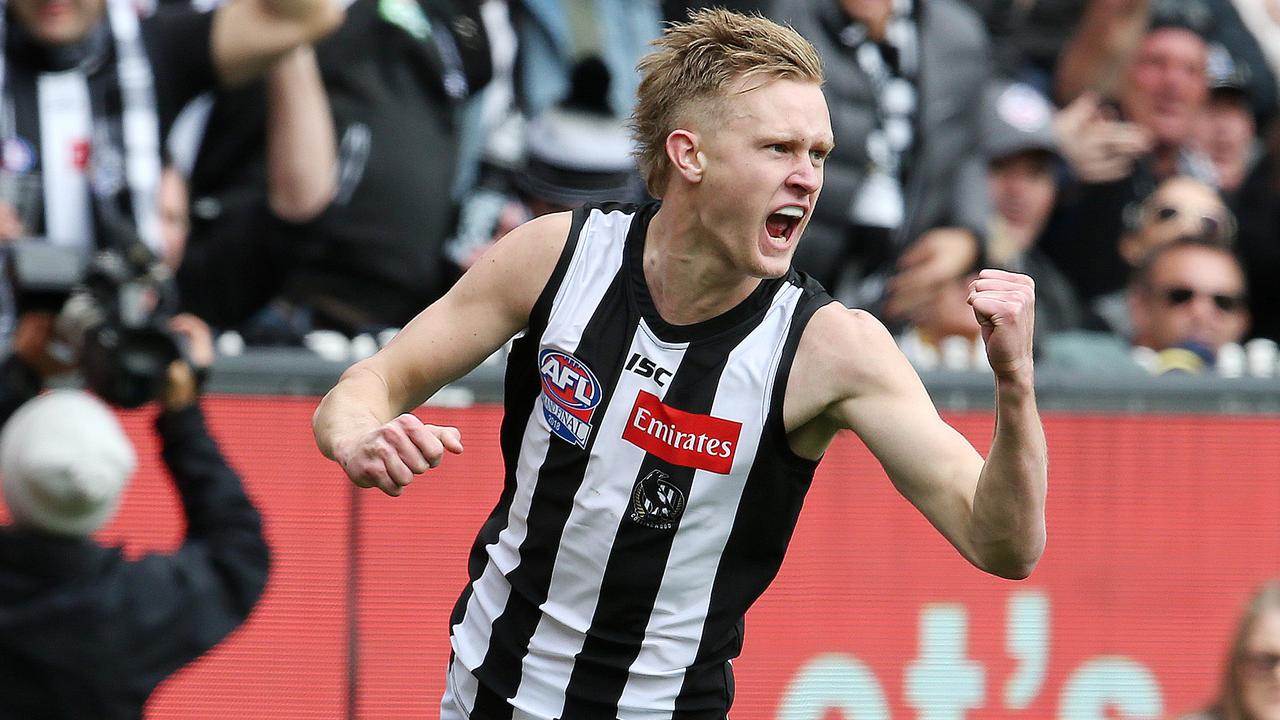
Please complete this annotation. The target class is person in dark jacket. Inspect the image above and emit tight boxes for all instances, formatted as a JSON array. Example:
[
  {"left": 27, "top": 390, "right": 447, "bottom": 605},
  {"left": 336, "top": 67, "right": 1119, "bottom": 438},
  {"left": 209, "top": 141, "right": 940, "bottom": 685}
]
[{"left": 0, "top": 313, "right": 269, "bottom": 720}]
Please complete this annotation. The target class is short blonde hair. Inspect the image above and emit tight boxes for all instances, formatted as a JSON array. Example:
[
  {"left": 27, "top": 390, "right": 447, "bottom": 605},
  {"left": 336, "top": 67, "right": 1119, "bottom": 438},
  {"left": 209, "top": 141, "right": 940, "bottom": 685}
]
[{"left": 631, "top": 9, "right": 824, "bottom": 197}]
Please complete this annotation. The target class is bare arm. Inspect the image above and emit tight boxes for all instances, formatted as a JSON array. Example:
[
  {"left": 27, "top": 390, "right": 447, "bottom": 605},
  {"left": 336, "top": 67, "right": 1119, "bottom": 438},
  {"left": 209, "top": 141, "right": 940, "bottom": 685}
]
[
  {"left": 210, "top": 0, "right": 345, "bottom": 88},
  {"left": 1054, "top": 0, "right": 1150, "bottom": 105},
  {"left": 312, "top": 212, "right": 571, "bottom": 495},
  {"left": 265, "top": 45, "right": 336, "bottom": 222},
  {"left": 797, "top": 271, "right": 1047, "bottom": 579}
]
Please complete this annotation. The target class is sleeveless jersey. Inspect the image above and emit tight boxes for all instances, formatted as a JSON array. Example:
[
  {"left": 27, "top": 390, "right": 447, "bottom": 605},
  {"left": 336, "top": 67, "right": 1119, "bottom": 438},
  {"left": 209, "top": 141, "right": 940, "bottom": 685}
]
[{"left": 448, "top": 202, "right": 833, "bottom": 719}]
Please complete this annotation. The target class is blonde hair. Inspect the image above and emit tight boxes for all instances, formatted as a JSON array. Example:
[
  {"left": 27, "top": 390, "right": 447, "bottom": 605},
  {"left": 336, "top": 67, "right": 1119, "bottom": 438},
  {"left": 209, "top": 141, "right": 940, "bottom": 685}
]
[{"left": 631, "top": 9, "right": 824, "bottom": 197}]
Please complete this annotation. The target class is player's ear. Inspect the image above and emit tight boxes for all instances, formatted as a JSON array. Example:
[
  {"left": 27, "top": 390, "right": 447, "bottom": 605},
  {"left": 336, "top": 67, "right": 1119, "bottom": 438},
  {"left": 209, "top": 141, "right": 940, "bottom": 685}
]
[{"left": 665, "top": 129, "right": 705, "bottom": 183}]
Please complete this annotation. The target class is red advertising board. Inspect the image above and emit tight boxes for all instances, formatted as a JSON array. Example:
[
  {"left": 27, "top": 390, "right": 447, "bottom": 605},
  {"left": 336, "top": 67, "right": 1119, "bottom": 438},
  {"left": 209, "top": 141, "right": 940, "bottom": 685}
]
[{"left": 8, "top": 396, "right": 1276, "bottom": 719}]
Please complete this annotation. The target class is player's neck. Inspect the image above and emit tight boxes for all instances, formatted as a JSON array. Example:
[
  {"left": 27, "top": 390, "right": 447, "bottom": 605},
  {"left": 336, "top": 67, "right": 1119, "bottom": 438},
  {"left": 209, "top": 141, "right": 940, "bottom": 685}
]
[{"left": 644, "top": 204, "right": 761, "bottom": 326}]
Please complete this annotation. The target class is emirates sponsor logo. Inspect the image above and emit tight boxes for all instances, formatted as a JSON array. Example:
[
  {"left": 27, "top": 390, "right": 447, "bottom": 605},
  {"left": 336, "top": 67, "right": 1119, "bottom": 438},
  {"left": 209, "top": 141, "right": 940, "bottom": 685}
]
[{"left": 622, "top": 391, "right": 742, "bottom": 474}]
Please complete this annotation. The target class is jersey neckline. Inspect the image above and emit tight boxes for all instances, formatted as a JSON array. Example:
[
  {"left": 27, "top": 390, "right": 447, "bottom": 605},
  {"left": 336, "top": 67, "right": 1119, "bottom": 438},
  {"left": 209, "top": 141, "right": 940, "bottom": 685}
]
[{"left": 623, "top": 201, "right": 787, "bottom": 345}]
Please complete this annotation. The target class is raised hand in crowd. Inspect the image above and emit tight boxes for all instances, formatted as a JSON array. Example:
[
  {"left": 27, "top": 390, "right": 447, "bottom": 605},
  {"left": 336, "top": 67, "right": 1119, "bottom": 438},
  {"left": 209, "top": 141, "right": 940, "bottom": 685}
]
[
  {"left": 1053, "top": 91, "right": 1153, "bottom": 182},
  {"left": 883, "top": 227, "right": 980, "bottom": 321}
]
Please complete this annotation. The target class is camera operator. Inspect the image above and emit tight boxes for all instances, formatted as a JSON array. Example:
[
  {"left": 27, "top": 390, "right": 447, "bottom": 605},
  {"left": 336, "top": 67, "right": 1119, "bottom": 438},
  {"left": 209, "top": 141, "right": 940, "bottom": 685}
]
[
  {"left": 0, "top": 0, "right": 344, "bottom": 342},
  {"left": 0, "top": 312, "right": 270, "bottom": 719}
]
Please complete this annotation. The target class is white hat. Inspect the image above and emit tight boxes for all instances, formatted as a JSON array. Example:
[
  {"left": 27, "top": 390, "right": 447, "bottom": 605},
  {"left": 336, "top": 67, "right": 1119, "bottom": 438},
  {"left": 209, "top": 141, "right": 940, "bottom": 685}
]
[{"left": 1, "top": 390, "right": 136, "bottom": 536}]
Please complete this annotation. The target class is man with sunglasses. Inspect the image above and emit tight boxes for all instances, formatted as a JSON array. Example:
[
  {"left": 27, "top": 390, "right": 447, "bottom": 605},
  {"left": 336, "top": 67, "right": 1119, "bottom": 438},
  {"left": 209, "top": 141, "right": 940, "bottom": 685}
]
[
  {"left": 1128, "top": 237, "right": 1250, "bottom": 370},
  {"left": 1088, "top": 175, "right": 1236, "bottom": 338},
  {"left": 1044, "top": 236, "right": 1248, "bottom": 375}
]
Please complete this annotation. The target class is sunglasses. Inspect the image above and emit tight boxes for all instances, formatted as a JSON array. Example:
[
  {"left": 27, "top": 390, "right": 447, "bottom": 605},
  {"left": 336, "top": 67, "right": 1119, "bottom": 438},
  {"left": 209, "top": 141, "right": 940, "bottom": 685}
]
[
  {"left": 1151, "top": 205, "right": 1232, "bottom": 243},
  {"left": 1158, "top": 286, "right": 1247, "bottom": 313},
  {"left": 1241, "top": 651, "right": 1280, "bottom": 676}
]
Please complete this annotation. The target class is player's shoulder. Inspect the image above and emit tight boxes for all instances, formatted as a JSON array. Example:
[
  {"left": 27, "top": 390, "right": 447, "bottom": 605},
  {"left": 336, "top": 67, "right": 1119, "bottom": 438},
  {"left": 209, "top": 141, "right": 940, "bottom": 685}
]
[
  {"left": 803, "top": 304, "right": 896, "bottom": 356},
  {"left": 471, "top": 211, "right": 573, "bottom": 276},
  {"left": 795, "top": 303, "right": 909, "bottom": 394},
  {"left": 450, "top": 211, "right": 575, "bottom": 318},
  {"left": 503, "top": 211, "right": 574, "bottom": 251}
]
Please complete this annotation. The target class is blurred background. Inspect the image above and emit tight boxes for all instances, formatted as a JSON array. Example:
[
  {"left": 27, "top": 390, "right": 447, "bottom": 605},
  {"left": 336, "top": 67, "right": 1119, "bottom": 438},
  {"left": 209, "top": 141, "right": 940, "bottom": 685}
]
[{"left": 1, "top": 0, "right": 1279, "bottom": 716}]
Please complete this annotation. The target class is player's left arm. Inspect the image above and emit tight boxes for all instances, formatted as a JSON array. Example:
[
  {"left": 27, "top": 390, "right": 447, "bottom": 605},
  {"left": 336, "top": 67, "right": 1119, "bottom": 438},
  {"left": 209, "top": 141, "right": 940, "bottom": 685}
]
[{"left": 813, "top": 269, "right": 1047, "bottom": 579}]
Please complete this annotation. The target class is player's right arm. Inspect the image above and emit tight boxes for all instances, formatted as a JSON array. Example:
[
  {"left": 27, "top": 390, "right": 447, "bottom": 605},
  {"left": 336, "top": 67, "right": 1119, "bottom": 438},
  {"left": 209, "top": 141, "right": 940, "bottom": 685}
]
[{"left": 312, "top": 212, "right": 573, "bottom": 496}]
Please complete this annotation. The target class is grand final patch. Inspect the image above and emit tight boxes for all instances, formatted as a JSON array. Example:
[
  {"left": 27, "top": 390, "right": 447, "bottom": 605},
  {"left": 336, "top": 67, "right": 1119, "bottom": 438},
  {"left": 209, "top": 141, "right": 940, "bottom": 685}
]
[{"left": 538, "top": 349, "right": 602, "bottom": 448}]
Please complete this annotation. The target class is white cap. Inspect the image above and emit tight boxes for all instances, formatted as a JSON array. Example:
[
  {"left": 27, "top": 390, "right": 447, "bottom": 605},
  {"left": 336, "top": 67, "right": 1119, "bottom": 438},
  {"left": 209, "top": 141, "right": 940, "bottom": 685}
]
[{"left": 1, "top": 390, "right": 136, "bottom": 536}]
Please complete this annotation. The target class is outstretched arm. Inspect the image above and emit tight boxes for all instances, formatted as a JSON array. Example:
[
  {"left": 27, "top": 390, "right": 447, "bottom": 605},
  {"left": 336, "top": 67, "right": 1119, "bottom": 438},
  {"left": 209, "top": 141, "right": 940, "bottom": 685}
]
[
  {"left": 210, "top": 0, "right": 345, "bottom": 87},
  {"left": 795, "top": 270, "right": 1047, "bottom": 578},
  {"left": 1054, "top": 0, "right": 1150, "bottom": 105},
  {"left": 312, "top": 211, "right": 571, "bottom": 496},
  {"left": 265, "top": 45, "right": 336, "bottom": 222}
]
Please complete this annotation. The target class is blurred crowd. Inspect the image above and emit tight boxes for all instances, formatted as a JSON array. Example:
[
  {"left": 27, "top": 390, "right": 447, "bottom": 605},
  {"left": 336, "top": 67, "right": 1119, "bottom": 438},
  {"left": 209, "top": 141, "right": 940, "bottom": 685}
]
[{"left": 2, "top": 0, "right": 1279, "bottom": 381}]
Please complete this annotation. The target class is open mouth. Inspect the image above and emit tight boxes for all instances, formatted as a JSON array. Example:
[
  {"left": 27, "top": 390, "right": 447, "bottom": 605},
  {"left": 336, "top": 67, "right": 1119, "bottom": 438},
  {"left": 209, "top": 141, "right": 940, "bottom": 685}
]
[{"left": 766, "top": 206, "right": 804, "bottom": 242}]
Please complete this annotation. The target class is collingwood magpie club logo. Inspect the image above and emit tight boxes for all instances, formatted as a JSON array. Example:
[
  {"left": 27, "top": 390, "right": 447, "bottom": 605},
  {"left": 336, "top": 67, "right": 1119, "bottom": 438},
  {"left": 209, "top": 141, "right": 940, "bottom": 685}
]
[{"left": 629, "top": 470, "right": 686, "bottom": 531}]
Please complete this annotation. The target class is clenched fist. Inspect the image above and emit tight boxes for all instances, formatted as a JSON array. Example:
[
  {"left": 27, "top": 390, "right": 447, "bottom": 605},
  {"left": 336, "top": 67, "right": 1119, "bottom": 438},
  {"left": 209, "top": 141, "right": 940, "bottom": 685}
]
[
  {"left": 968, "top": 269, "right": 1036, "bottom": 377},
  {"left": 334, "top": 413, "right": 464, "bottom": 496}
]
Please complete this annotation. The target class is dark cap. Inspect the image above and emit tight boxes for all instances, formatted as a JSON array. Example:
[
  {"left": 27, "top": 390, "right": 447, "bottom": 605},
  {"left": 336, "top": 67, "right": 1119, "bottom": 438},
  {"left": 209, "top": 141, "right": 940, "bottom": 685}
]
[
  {"left": 1206, "top": 44, "right": 1251, "bottom": 103},
  {"left": 1147, "top": 0, "right": 1215, "bottom": 39},
  {"left": 982, "top": 81, "right": 1060, "bottom": 162}
]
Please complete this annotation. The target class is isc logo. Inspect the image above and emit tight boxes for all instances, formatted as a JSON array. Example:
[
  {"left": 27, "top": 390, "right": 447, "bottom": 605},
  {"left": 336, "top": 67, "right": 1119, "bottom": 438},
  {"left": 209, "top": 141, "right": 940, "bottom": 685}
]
[
  {"left": 625, "top": 353, "right": 672, "bottom": 387},
  {"left": 538, "top": 349, "right": 602, "bottom": 448}
]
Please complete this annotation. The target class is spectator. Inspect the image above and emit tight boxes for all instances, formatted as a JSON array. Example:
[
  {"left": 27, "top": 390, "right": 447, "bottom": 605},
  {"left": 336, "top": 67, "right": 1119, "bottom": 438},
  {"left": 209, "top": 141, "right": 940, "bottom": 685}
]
[
  {"left": 447, "top": 57, "right": 639, "bottom": 271},
  {"left": 960, "top": 0, "right": 1085, "bottom": 90},
  {"left": 770, "top": 0, "right": 992, "bottom": 324},
  {"left": 511, "top": 0, "right": 662, "bottom": 121},
  {"left": 1179, "top": 580, "right": 1280, "bottom": 720},
  {"left": 0, "top": 314, "right": 270, "bottom": 719},
  {"left": 1039, "top": 9, "right": 1219, "bottom": 303},
  {"left": 1234, "top": 120, "right": 1280, "bottom": 342},
  {"left": 1085, "top": 176, "right": 1233, "bottom": 338},
  {"left": 456, "top": 0, "right": 659, "bottom": 258},
  {"left": 0, "top": 0, "right": 342, "bottom": 353},
  {"left": 1129, "top": 238, "right": 1249, "bottom": 361},
  {"left": 1119, "top": 175, "right": 1235, "bottom": 265},
  {"left": 1196, "top": 65, "right": 1263, "bottom": 199},
  {"left": 1046, "top": 237, "right": 1248, "bottom": 375},
  {"left": 0, "top": 0, "right": 342, "bottom": 254},
  {"left": 982, "top": 80, "right": 1086, "bottom": 341},
  {"left": 894, "top": 273, "right": 988, "bottom": 371},
  {"left": 184, "top": 0, "right": 492, "bottom": 340},
  {"left": 1092, "top": 175, "right": 1235, "bottom": 337},
  {"left": 174, "top": 45, "right": 337, "bottom": 338},
  {"left": 1056, "top": 0, "right": 1276, "bottom": 126}
]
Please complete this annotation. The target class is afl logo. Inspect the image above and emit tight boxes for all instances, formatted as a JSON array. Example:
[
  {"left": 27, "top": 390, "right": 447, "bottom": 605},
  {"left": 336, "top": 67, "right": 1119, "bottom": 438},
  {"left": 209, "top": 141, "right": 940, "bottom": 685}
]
[{"left": 538, "top": 349, "right": 602, "bottom": 448}]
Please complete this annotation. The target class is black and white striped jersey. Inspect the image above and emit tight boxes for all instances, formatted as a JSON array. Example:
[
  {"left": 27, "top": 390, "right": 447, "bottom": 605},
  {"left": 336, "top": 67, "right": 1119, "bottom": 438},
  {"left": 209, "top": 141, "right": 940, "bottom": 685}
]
[{"left": 448, "top": 202, "right": 833, "bottom": 719}]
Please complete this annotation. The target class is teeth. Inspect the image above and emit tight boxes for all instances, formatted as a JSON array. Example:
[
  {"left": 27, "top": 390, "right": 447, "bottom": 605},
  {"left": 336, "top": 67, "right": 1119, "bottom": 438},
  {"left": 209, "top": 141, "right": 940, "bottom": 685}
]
[{"left": 775, "top": 206, "right": 804, "bottom": 219}]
